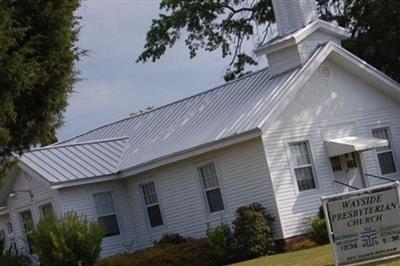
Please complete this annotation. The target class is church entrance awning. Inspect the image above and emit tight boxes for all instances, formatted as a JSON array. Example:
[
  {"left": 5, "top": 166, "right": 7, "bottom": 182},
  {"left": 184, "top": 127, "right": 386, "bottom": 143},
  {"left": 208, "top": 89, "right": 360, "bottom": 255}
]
[{"left": 325, "top": 136, "right": 388, "bottom": 157}]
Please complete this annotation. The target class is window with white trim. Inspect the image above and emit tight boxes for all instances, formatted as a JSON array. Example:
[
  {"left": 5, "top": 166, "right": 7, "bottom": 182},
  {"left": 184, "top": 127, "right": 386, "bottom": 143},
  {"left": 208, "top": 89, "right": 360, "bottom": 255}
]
[
  {"left": 6, "top": 222, "right": 13, "bottom": 234},
  {"left": 288, "top": 141, "right": 317, "bottom": 191},
  {"left": 39, "top": 203, "right": 54, "bottom": 218},
  {"left": 330, "top": 156, "right": 342, "bottom": 172},
  {"left": 19, "top": 210, "right": 34, "bottom": 253},
  {"left": 372, "top": 128, "right": 397, "bottom": 175},
  {"left": 198, "top": 163, "right": 224, "bottom": 213},
  {"left": 93, "top": 192, "right": 120, "bottom": 237},
  {"left": 140, "top": 182, "right": 164, "bottom": 228}
]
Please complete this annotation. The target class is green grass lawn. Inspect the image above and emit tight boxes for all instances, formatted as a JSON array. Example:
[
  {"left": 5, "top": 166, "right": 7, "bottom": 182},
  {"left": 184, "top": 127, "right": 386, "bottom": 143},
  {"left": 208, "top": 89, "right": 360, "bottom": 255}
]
[{"left": 231, "top": 245, "right": 400, "bottom": 266}]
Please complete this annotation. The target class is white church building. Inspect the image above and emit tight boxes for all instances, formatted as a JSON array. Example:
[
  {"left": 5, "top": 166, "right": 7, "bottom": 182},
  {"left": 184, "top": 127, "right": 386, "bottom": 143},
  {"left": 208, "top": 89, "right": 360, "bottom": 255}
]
[{"left": 1, "top": 0, "right": 400, "bottom": 258}]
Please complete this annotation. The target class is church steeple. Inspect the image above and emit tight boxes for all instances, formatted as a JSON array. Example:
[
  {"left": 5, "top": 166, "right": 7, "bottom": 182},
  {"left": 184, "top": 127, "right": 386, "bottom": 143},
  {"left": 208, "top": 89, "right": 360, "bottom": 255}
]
[
  {"left": 272, "top": 0, "right": 318, "bottom": 36},
  {"left": 255, "top": 0, "right": 349, "bottom": 77}
]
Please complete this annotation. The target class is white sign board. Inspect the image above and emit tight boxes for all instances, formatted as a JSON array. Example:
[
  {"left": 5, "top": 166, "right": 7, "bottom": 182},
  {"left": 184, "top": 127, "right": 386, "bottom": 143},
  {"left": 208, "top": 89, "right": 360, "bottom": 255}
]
[{"left": 322, "top": 182, "right": 400, "bottom": 265}]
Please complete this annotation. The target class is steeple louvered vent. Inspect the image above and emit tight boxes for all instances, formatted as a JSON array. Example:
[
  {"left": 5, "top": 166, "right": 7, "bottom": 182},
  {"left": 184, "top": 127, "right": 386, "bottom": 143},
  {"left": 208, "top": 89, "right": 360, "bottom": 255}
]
[{"left": 272, "top": 0, "right": 318, "bottom": 36}]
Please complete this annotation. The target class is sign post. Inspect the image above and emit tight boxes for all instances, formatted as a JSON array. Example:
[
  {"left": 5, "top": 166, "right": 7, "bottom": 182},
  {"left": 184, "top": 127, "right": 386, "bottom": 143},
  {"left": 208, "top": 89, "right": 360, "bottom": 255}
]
[{"left": 322, "top": 182, "right": 400, "bottom": 266}]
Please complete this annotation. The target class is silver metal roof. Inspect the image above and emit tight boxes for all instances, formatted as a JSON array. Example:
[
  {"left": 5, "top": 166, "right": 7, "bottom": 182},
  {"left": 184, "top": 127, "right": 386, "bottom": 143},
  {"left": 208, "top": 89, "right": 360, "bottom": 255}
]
[
  {"left": 20, "top": 137, "right": 128, "bottom": 183},
  {"left": 21, "top": 67, "right": 297, "bottom": 183}
]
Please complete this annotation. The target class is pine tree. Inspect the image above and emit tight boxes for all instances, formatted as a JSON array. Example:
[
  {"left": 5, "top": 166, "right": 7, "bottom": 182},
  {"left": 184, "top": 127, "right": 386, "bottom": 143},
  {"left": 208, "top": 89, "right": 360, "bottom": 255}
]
[{"left": 0, "top": 0, "right": 82, "bottom": 169}]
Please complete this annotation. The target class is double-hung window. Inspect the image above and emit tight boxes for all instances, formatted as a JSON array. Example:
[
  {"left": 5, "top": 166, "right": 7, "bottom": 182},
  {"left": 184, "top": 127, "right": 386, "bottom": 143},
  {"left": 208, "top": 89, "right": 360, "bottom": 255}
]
[
  {"left": 93, "top": 192, "right": 120, "bottom": 237},
  {"left": 7, "top": 222, "right": 13, "bottom": 234},
  {"left": 0, "top": 229, "right": 5, "bottom": 240},
  {"left": 39, "top": 203, "right": 54, "bottom": 218},
  {"left": 19, "top": 210, "right": 34, "bottom": 253},
  {"left": 198, "top": 163, "right": 224, "bottom": 213},
  {"left": 140, "top": 182, "right": 164, "bottom": 228},
  {"left": 288, "top": 141, "right": 317, "bottom": 191},
  {"left": 372, "top": 128, "right": 397, "bottom": 175}
]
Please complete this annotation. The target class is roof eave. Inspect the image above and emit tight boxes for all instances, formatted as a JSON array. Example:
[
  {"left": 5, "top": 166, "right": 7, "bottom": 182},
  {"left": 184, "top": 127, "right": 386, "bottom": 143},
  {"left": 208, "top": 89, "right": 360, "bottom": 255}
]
[
  {"left": 328, "top": 44, "right": 400, "bottom": 101},
  {"left": 50, "top": 128, "right": 263, "bottom": 189},
  {"left": 18, "top": 160, "right": 52, "bottom": 187},
  {"left": 120, "top": 128, "right": 262, "bottom": 178},
  {"left": 0, "top": 206, "right": 9, "bottom": 216},
  {"left": 258, "top": 41, "right": 400, "bottom": 132},
  {"left": 50, "top": 173, "right": 119, "bottom": 190},
  {"left": 255, "top": 20, "right": 350, "bottom": 56}
]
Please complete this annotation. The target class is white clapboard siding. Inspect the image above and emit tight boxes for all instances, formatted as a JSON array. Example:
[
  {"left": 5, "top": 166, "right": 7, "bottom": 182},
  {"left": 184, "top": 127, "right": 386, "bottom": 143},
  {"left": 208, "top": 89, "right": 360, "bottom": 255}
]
[
  {"left": 263, "top": 58, "right": 400, "bottom": 238},
  {"left": 0, "top": 213, "right": 10, "bottom": 233},
  {"left": 0, "top": 213, "right": 12, "bottom": 249},
  {"left": 124, "top": 138, "right": 281, "bottom": 250},
  {"left": 8, "top": 137, "right": 280, "bottom": 257},
  {"left": 6, "top": 170, "right": 60, "bottom": 253},
  {"left": 267, "top": 46, "right": 302, "bottom": 77},
  {"left": 297, "top": 30, "right": 341, "bottom": 64},
  {"left": 58, "top": 180, "right": 134, "bottom": 258}
]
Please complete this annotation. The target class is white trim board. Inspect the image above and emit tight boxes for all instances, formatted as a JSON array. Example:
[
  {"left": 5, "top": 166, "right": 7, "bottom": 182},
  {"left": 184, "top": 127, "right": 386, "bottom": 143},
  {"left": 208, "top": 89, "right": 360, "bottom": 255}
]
[{"left": 255, "top": 20, "right": 350, "bottom": 56}]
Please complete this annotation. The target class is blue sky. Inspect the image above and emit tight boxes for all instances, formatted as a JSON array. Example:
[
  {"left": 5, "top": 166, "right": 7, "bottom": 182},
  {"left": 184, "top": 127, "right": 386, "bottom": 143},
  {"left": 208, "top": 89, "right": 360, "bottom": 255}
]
[{"left": 58, "top": 0, "right": 267, "bottom": 140}]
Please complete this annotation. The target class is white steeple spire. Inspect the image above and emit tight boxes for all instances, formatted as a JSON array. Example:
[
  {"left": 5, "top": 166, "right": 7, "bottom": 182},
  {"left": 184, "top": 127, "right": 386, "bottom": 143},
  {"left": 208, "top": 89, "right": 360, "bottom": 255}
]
[{"left": 272, "top": 0, "right": 319, "bottom": 36}]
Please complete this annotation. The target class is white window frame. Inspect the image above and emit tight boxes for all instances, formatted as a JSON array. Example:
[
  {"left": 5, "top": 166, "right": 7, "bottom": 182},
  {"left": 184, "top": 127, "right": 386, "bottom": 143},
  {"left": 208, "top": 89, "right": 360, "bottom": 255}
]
[
  {"left": 139, "top": 180, "right": 165, "bottom": 230},
  {"left": 92, "top": 191, "right": 121, "bottom": 238},
  {"left": 39, "top": 202, "right": 54, "bottom": 218},
  {"left": 18, "top": 208, "right": 34, "bottom": 253},
  {"left": 371, "top": 126, "right": 398, "bottom": 176},
  {"left": 6, "top": 222, "right": 13, "bottom": 234},
  {"left": 0, "top": 229, "right": 5, "bottom": 240},
  {"left": 19, "top": 209, "right": 34, "bottom": 234},
  {"left": 285, "top": 139, "right": 319, "bottom": 194},
  {"left": 197, "top": 161, "right": 226, "bottom": 215}
]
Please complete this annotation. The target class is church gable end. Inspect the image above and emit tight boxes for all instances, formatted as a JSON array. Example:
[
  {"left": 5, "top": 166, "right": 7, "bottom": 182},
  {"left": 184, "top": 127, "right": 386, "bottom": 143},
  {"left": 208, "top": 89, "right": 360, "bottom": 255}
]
[{"left": 275, "top": 59, "right": 400, "bottom": 126}]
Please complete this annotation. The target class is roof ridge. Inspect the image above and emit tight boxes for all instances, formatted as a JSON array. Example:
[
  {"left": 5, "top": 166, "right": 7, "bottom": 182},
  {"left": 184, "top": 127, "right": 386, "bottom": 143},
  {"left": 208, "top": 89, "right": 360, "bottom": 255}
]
[
  {"left": 30, "top": 136, "right": 130, "bottom": 152},
  {"left": 57, "top": 67, "right": 270, "bottom": 144}
]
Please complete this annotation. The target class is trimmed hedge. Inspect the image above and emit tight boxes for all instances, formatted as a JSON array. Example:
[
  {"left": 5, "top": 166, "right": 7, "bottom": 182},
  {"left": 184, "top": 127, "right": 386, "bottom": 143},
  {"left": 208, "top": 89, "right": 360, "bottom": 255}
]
[
  {"left": 96, "top": 239, "right": 218, "bottom": 266},
  {"left": 153, "top": 233, "right": 190, "bottom": 247}
]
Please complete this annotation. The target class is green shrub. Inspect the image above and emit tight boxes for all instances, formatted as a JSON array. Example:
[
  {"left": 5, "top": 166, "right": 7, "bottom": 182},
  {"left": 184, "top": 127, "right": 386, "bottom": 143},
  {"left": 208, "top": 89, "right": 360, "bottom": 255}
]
[
  {"left": 206, "top": 222, "right": 234, "bottom": 264},
  {"left": 233, "top": 202, "right": 276, "bottom": 260},
  {"left": 31, "top": 212, "right": 104, "bottom": 266},
  {"left": 0, "top": 253, "right": 31, "bottom": 266},
  {"left": 153, "top": 233, "right": 189, "bottom": 247},
  {"left": 310, "top": 217, "right": 329, "bottom": 245},
  {"left": 96, "top": 239, "right": 218, "bottom": 266},
  {"left": 0, "top": 237, "right": 30, "bottom": 266}
]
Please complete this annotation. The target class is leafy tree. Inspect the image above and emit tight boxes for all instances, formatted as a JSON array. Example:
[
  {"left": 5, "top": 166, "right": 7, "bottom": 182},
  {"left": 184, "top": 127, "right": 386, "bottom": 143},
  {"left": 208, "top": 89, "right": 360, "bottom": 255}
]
[
  {"left": 138, "top": 0, "right": 400, "bottom": 83},
  {"left": 319, "top": 0, "right": 400, "bottom": 83},
  {"left": 137, "top": 0, "right": 275, "bottom": 81},
  {"left": 0, "top": 0, "right": 82, "bottom": 169}
]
